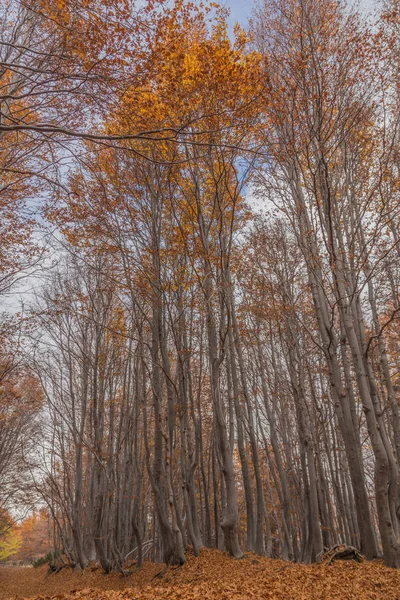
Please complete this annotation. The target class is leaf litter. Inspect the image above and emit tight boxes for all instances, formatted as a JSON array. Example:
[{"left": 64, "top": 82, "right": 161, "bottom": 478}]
[{"left": 1, "top": 548, "right": 399, "bottom": 600}]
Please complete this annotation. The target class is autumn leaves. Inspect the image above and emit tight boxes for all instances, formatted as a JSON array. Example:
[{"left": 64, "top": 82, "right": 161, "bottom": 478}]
[{"left": 1, "top": 0, "right": 400, "bottom": 574}]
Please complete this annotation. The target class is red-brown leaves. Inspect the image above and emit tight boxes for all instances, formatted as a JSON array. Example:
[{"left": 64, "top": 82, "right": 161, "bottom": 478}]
[{"left": 1, "top": 548, "right": 400, "bottom": 600}]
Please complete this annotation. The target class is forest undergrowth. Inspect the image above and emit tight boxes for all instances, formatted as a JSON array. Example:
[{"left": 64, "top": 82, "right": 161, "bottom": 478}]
[{"left": 1, "top": 549, "right": 400, "bottom": 600}]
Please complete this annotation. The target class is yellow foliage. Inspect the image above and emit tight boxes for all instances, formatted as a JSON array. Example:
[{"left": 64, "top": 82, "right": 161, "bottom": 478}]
[{"left": 0, "top": 528, "right": 21, "bottom": 562}]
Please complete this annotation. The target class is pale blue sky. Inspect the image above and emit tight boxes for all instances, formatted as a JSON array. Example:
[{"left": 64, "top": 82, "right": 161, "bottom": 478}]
[
  {"left": 224, "top": 0, "right": 380, "bottom": 31},
  {"left": 224, "top": 0, "right": 253, "bottom": 29}
]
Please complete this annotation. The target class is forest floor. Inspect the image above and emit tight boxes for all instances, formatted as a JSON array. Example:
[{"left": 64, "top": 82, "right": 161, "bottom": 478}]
[{"left": 1, "top": 548, "right": 400, "bottom": 600}]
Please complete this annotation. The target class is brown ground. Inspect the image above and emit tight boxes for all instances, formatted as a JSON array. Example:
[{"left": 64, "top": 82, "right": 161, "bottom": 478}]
[{"left": 1, "top": 548, "right": 399, "bottom": 600}]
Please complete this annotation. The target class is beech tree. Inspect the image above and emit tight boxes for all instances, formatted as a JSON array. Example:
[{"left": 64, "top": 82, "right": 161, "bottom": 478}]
[
  {"left": 3, "top": 0, "right": 400, "bottom": 574},
  {"left": 253, "top": 0, "right": 400, "bottom": 567}
]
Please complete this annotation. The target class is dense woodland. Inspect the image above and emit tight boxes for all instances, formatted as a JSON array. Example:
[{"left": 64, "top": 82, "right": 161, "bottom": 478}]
[{"left": 2, "top": 0, "right": 400, "bottom": 576}]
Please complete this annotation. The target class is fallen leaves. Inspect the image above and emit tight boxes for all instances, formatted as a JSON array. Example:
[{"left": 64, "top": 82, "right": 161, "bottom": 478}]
[{"left": 0, "top": 548, "right": 399, "bottom": 600}]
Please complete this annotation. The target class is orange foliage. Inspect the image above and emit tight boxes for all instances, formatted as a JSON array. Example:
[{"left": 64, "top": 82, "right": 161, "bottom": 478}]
[{"left": 13, "top": 510, "right": 50, "bottom": 563}]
